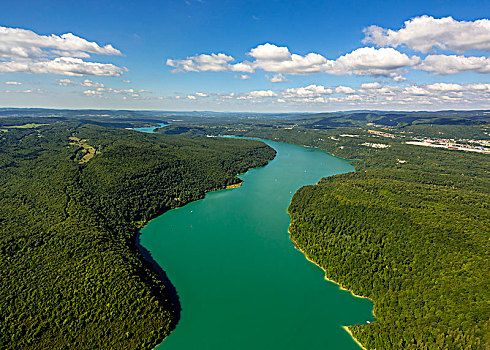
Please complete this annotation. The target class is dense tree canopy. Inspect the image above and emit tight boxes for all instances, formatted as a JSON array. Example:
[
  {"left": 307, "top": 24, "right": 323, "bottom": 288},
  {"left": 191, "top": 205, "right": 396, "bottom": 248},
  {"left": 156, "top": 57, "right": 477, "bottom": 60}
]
[
  {"left": 0, "top": 120, "right": 275, "bottom": 349},
  {"left": 168, "top": 120, "right": 490, "bottom": 349},
  {"left": 2, "top": 110, "right": 488, "bottom": 349},
  {"left": 289, "top": 169, "right": 489, "bottom": 349}
]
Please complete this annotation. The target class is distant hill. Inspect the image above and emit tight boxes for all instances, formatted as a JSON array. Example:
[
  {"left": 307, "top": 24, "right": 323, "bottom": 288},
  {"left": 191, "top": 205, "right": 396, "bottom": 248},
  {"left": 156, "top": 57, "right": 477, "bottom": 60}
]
[{"left": 297, "top": 111, "right": 490, "bottom": 129}]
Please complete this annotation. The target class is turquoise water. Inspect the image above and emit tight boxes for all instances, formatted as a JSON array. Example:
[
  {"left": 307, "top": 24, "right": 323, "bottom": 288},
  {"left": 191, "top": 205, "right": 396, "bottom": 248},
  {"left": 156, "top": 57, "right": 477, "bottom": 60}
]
[
  {"left": 140, "top": 138, "right": 374, "bottom": 349},
  {"left": 132, "top": 123, "right": 167, "bottom": 133}
]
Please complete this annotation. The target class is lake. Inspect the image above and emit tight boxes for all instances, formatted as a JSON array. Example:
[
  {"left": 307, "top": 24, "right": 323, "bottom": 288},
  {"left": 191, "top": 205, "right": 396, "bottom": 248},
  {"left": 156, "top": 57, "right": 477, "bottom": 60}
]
[{"left": 139, "top": 137, "right": 375, "bottom": 349}]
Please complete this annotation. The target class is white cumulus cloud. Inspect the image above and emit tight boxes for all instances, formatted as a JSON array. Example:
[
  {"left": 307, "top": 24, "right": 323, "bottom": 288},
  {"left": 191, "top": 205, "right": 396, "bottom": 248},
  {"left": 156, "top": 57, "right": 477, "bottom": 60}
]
[
  {"left": 392, "top": 75, "right": 407, "bottom": 82},
  {"left": 235, "top": 74, "right": 251, "bottom": 80},
  {"left": 266, "top": 73, "right": 289, "bottom": 82},
  {"left": 467, "top": 83, "right": 490, "bottom": 91},
  {"left": 248, "top": 43, "right": 292, "bottom": 61},
  {"left": 335, "top": 85, "right": 356, "bottom": 94},
  {"left": 425, "top": 83, "right": 464, "bottom": 91},
  {"left": 178, "top": 80, "right": 490, "bottom": 109},
  {"left": 3, "top": 88, "right": 43, "bottom": 94},
  {"left": 58, "top": 78, "right": 105, "bottom": 87},
  {"left": 0, "top": 25, "right": 124, "bottom": 77},
  {"left": 108, "top": 88, "right": 150, "bottom": 94},
  {"left": 403, "top": 86, "right": 430, "bottom": 95},
  {"left": 248, "top": 89, "right": 277, "bottom": 98},
  {"left": 325, "top": 47, "right": 419, "bottom": 77},
  {"left": 229, "top": 62, "right": 255, "bottom": 73},
  {"left": 0, "top": 57, "right": 124, "bottom": 76},
  {"left": 283, "top": 84, "right": 333, "bottom": 98},
  {"left": 167, "top": 44, "right": 419, "bottom": 78},
  {"left": 0, "top": 26, "right": 121, "bottom": 58},
  {"left": 361, "top": 82, "right": 382, "bottom": 89},
  {"left": 165, "top": 17, "right": 490, "bottom": 81},
  {"left": 249, "top": 44, "right": 418, "bottom": 77},
  {"left": 416, "top": 54, "right": 490, "bottom": 74},
  {"left": 167, "top": 53, "right": 253, "bottom": 73},
  {"left": 83, "top": 89, "right": 102, "bottom": 96},
  {"left": 250, "top": 44, "right": 328, "bottom": 75},
  {"left": 363, "top": 15, "right": 490, "bottom": 53}
]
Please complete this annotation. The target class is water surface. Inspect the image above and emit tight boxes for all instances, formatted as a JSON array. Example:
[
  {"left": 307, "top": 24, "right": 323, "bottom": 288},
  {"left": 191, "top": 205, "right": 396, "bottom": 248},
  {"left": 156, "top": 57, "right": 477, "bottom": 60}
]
[
  {"left": 140, "top": 139, "right": 374, "bottom": 349},
  {"left": 132, "top": 123, "right": 167, "bottom": 133}
]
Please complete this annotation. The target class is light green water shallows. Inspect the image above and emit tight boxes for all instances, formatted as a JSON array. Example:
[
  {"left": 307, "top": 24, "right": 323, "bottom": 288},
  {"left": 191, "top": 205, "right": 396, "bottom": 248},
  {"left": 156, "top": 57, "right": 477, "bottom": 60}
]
[{"left": 139, "top": 138, "right": 375, "bottom": 349}]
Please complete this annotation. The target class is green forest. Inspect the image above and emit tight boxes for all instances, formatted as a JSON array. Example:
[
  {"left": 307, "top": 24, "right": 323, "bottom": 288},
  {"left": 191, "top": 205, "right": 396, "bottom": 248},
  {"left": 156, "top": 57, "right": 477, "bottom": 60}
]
[
  {"left": 160, "top": 119, "right": 490, "bottom": 349},
  {"left": 289, "top": 169, "right": 489, "bottom": 349},
  {"left": 278, "top": 129, "right": 490, "bottom": 349},
  {"left": 1, "top": 109, "right": 489, "bottom": 349},
  {"left": 0, "top": 119, "right": 275, "bottom": 349}
]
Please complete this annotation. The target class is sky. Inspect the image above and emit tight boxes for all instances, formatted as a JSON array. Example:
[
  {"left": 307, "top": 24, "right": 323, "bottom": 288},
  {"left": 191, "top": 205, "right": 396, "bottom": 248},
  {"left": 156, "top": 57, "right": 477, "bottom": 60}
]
[{"left": 1, "top": 0, "right": 489, "bottom": 112}]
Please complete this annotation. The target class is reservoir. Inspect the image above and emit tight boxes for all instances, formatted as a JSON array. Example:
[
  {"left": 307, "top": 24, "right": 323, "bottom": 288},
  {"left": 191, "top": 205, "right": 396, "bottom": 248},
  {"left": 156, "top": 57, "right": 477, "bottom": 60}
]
[
  {"left": 132, "top": 123, "right": 167, "bottom": 133},
  {"left": 139, "top": 138, "right": 375, "bottom": 349}
]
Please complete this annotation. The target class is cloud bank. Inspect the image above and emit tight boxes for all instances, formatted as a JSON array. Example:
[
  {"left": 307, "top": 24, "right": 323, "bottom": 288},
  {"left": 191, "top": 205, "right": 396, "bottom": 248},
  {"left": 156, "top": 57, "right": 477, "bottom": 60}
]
[
  {"left": 182, "top": 81, "right": 490, "bottom": 109},
  {"left": 363, "top": 15, "right": 490, "bottom": 53},
  {"left": 166, "top": 16, "right": 490, "bottom": 79},
  {"left": 167, "top": 44, "right": 419, "bottom": 78},
  {"left": 417, "top": 55, "right": 490, "bottom": 74},
  {"left": 0, "top": 26, "right": 124, "bottom": 76}
]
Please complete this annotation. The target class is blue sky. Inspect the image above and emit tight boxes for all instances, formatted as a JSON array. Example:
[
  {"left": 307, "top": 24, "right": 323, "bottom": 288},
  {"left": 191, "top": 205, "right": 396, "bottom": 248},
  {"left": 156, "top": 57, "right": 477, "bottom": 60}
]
[{"left": 1, "top": 0, "right": 489, "bottom": 111}]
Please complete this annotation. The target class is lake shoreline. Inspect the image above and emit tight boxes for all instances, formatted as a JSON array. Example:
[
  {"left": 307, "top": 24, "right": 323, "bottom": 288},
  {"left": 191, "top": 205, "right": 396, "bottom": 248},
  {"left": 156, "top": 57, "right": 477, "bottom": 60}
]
[
  {"left": 225, "top": 181, "right": 243, "bottom": 189},
  {"left": 137, "top": 137, "right": 372, "bottom": 349},
  {"left": 134, "top": 141, "right": 276, "bottom": 348},
  {"left": 342, "top": 326, "right": 368, "bottom": 350},
  {"left": 133, "top": 177, "right": 257, "bottom": 348},
  {"left": 134, "top": 231, "right": 182, "bottom": 328},
  {"left": 287, "top": 224, "right": 375, "bottom": 350}
]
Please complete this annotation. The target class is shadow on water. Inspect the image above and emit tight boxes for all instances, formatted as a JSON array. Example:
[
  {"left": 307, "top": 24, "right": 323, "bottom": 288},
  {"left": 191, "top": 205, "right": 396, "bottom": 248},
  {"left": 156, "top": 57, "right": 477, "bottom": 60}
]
[
  {"left": 135, "top": 231, "right": 181, "bottom": 328},
  {"left": 131, "top": 123, "right": 179, "bottom": 334}
]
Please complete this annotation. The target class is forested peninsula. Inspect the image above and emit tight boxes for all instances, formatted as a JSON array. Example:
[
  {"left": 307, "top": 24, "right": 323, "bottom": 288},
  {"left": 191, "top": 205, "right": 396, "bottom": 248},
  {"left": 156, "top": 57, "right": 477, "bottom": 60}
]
[{"left": 0, "top": 119, "right": 276, "bottom": 349}]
